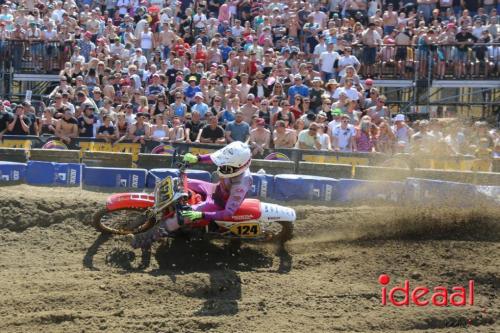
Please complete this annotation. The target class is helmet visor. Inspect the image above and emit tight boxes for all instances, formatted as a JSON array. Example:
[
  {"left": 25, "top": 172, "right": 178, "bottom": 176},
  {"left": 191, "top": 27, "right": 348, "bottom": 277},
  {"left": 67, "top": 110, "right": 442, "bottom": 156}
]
[{"left": 218, "top": 165, "right": 236, "bottom": 175}]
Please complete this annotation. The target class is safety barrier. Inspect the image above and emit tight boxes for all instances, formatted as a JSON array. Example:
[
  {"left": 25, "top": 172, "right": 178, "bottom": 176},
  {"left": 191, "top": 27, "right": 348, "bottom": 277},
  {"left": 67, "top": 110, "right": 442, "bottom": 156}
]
[
  {"left": 0, "top": 162, "right": 26, "bottom": 184},
  {"left": 250, "top": 173, "right": 274, "bottom": 199},
  {"left": 29, "top": 149, "right": 81, "bottom": 164},
  {"left": 136, "top": 154, "right": 174, "bottom": 170},
  {"left": 83, "top": 167, "right": 146, "bottom": 190},
  {"left": 474, "top": 171, "right": 500, "bottom": 187},
  {"left": 82, "top": 151, "right": 134, "bottom": 168},
  {"left": 2, "top": 160, "right": 499, "bottom": 207},
  {"left": 0, "top": 148, "right": 27, "bottom": 163},
  {"left": 26, "top": 161, "right": 81, "bottom": 186},
  {"left": 250, "top": 159, "right": 296, "bottom": 175},
  {"left": 476, "top": 185, "right": 500, "bottom": 205},
  {"left": 336, "top": 179, "right": 403, "bottom": 204},
  {"left": 354, "top": 165, "right": 412, "bottom": 182},
  {"left": 402, "top": 178, "right": 479, "bottom": 208},
  {"left": 273, "top": 174, "right": 338, "bottom": 201},
  {"left": 493, "top": 159, "right": 500, "bottom": 173},
  {"left": 297, "top": 162, "right": 352, "bottom": 179}
]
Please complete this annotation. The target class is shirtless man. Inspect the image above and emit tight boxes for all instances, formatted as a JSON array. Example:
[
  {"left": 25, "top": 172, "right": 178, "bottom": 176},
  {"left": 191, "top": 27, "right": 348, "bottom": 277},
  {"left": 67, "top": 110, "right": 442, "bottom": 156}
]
[
  {"left": 249, "top": 118, "right": 271, "bottom": 156},
  {"left": 158, "top": 22, "right": 176, "bottom": 60},
  {"left": 55, "top": 108, "right": 79, "bottom": 144},
  {"left": 273, "top": 120, "right": 296, "bottom": 148},
  {"left": 382, "top": 4, "right": 398, "bottom": 35},
  {"left": 239, "top": 94, "right": 259, "bottom": 124}
]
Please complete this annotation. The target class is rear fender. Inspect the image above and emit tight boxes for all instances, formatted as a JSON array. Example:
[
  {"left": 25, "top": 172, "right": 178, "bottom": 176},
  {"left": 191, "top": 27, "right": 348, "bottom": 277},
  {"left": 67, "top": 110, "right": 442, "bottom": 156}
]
[
  {"left": 106, "top": 193, "right": 155, "bottom": 211},
  {"left": 259, "top": 202, "right": 296, "bottom": 223}
]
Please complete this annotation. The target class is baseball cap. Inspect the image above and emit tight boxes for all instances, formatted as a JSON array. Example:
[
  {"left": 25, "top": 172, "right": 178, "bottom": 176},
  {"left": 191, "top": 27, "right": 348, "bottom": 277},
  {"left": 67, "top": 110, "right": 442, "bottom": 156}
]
[
  {"left": 394, "top": 114, "right": 405, "bottom": 122},
  {"left": 194, "top": 92, "right": 204, "bottom": 99},
  {"left": 331, "top": 108, "right": 343, "bottom": 116}
]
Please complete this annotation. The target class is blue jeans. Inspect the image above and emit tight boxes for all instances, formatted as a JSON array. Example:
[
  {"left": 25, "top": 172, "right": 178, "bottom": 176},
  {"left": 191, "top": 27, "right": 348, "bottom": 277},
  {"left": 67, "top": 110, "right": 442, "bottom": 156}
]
[
  {"left": 418, "top": 4, "right": 436, "bottom": 23},
  {"left": 322, "top": 71, "right": 335, "bottom": 82},
  {"left": 162, "top": 45, "right": 170, "bottom": 60}
]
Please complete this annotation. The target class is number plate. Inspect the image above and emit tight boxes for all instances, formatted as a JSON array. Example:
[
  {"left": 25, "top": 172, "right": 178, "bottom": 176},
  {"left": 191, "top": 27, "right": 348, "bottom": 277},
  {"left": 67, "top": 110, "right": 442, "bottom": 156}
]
[
  {"left": 158, "top": 177, "right": 174, "bottom": 204},
  {"left": 229, "top": 223, "right": 261, "bottom": 238}
]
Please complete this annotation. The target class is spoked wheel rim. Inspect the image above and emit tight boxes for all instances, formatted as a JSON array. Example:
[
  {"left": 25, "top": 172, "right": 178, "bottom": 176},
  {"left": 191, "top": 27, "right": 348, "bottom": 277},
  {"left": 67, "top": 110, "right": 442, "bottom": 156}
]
[{"left": 94, "top": 208, "right": 155, "bottom": 235}]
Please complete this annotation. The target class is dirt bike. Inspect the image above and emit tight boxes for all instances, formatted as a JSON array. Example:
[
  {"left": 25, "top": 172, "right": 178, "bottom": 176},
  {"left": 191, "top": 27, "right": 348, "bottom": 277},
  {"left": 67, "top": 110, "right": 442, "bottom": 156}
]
[{"left": 92, "top": 161, "right": 296, "bottom": 244}]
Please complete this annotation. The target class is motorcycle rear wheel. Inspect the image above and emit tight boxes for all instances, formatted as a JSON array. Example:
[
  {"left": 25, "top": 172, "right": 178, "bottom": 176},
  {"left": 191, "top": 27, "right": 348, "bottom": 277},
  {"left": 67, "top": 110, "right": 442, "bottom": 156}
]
[
  {"left": 92, "top": 208, "right": 155, "bottom": 235},
  {"left": 267, "top": 221, "right": 294, "bottom": 244}
]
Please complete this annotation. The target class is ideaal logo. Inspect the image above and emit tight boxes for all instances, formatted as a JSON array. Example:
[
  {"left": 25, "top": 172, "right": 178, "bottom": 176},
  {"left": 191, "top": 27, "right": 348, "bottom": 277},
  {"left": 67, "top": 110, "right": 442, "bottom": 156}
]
[{"left": 379, "top": 274, "right": 474, "bottom": 307}]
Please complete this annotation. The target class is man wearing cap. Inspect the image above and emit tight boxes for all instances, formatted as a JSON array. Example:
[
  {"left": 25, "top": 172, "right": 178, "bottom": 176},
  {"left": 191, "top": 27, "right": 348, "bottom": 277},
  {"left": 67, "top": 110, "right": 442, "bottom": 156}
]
[
  {"left": 191, "top": 92, "right": 209, "bottom": 119},
  {"left": 78, "top": 105, "right": 96, "bottom": 138},
  {"left": 184, "top": 76, "right": 202, "bottom": 104},
  {"left": 6, "top": 105, "right": 31, "bottom": 136},
  {"left": 331, "top": 114, "right": 356, "bottom": 152},
  {"left": 319, "top": 41, "right": 340, "bottom": 81},
  {"left": 392, "top": 114, "right": 413, "bottom": 152},
  {"left": 146, "top": 74, "right": 166, "bottom": 103}
]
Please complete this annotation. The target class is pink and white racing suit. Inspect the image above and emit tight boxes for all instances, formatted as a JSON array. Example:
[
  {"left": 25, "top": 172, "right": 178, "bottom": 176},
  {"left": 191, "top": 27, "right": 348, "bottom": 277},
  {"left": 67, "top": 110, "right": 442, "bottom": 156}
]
[
  {"left": 188, "top": 154, "right": 253, "bottom": 220},
  {"left": 164, "top": 154, "right": 252, "bottom": 231}
]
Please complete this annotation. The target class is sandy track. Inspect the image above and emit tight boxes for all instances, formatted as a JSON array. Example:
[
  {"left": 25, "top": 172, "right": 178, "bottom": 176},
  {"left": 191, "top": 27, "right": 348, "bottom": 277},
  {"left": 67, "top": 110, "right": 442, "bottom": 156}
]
[{"left": 0, "top": 185, "right": 498, "bottom": 333}]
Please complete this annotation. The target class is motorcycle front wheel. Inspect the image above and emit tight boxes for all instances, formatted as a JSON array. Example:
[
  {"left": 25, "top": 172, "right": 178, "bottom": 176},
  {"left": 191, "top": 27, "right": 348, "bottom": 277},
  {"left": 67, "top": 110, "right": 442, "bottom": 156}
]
[{"left": 92, "top": 208, "right": 155, "bottom": 235}]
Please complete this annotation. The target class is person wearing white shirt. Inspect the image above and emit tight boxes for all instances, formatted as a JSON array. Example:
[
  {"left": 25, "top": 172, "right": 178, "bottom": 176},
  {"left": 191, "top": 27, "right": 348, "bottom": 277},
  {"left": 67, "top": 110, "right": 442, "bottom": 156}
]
[
  {"left": 193, "top": 8, "right": 207, "bottom": 33},
  {"left": 51, "top": 2, "right": 66, "bottom": 24},
  {"left": 319, "top": 41, "right": 340, "bottom": 81},
  {"left": 337, "top": 47, "right": 361, "bottom": 77},
  {"left": 312, "top": 34, "right": 327, "bottom": 68},
  {"left": 130, "top": 48, "right": 148, "bottom": 69},
  {"left": 331, "top": 114, "right": 356, "bottom": 152},
  {"left": 231, "top": 20, "right": 243, "bottom": 37},
  {"left": 117, "top": 0, "right": 131, "bottom": 16},
  {"left": 333, "top": 78, "right": 359, "bottom": 101}
]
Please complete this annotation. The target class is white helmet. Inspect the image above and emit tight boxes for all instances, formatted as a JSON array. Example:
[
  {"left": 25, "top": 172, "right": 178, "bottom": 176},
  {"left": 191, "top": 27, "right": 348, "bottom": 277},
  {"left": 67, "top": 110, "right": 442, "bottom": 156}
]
[{"left": 210, "top": 141, "right": 251, "bottom": 178}]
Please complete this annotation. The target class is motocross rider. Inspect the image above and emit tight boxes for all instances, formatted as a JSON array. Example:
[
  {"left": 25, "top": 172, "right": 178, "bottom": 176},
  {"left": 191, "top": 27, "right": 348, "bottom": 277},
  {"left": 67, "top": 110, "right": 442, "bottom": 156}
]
[{"left": 132, "top": 141, "right": 253, "bottom": 248}]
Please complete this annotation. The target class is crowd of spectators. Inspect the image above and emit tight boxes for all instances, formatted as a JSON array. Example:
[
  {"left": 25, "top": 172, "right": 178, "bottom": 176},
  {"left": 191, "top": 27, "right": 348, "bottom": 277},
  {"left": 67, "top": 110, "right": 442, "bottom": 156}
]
[{"left": 0, "top": 0, "right": 498, "bottom": 161}]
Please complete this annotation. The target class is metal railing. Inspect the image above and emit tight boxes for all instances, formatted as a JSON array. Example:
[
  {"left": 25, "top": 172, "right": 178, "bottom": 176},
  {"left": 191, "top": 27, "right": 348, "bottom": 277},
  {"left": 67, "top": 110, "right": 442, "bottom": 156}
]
[
  {"left": 0, "top": 40, "right": 69, "bottom": 73},
  {"left": 351, "top": 42, "right": 500, "bottom": 80},
  {"left": 0, "top": 40, "right": 499, "bottom": 80}
]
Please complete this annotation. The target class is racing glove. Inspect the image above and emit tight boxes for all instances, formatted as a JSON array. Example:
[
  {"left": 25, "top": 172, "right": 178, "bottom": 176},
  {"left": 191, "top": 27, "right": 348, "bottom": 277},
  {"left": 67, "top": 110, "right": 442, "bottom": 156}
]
[
  {"left": 180, "top": 210, "right": 203, "bottom": 221},
  {"left": 183, "top": 153, "right": 199, "bottom": 164}
]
